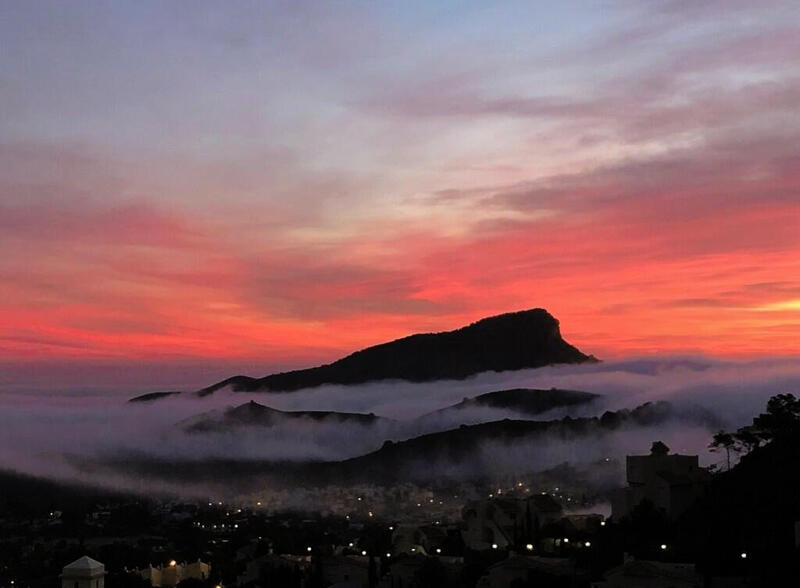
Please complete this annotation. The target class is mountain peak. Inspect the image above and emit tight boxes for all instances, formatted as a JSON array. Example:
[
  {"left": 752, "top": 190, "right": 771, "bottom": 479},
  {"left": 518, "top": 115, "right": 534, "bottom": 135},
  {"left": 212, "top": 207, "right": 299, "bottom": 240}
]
[{"left": 199, "top": 307, "right": 595, "bottom": 395}]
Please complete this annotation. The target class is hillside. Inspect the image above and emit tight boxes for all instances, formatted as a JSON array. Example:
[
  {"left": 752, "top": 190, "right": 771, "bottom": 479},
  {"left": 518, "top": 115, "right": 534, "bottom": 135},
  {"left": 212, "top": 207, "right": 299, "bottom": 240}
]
[
  {"left": 419, "top": 388, "right": 599, "bottom": 420},
  {"left": 199, "top": 308, "right": 595, "bottom": 394},
  {"left": 104, "top": 401, "right": 692, "bottom": 490},
  {"left": 180, "top": 400, "right": 388, "bottom": 433}
]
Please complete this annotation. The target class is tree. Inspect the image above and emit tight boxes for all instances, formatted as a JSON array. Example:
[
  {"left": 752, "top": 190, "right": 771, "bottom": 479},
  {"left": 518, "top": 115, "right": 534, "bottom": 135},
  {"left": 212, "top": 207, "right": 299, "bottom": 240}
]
[
  {"left": 709, "top": 431, "right": 741, "bottom": 471},
  {"left": 650, "top": 441, "right": 670, "bottom": 456},
  {"left": 752, "top": 393, "right": 800, "bottom": 442},
  {"left": 709, "top": 394, "right": 800, "bottom": 464}
]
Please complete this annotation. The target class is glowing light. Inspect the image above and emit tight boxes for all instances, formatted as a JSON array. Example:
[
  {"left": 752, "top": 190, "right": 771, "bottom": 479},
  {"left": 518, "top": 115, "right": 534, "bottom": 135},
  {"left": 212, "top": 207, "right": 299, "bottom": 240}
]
[
  {"left": 585, "top": 541, "right": 591, "bottom": 547},
  {"left": 563, "top": 538, "right": 569, "bottom": 543},
  {"left": 169, "top": 560, "right": 177, "bottom": 567},
  {"left": 741, "top": 552, "right": 748, "bottom": 559},
  {"left": 361, "top": 550, "right": 367, "bottom": 556},
  {"left": 526, "top": 544, "right": 533, "bottom": 551},
  {"left": 600, "top": 521, "right": 606, "bottom": 526},
  {"left": 661, "top": 544, "right": 667, "bottom": 550},
  {"left": 436, "top": 548, "right": 441, "bottom": 554},
  {"left": 386, "top": 553, "right": 391, "bottom": 558},
  {"left": 307, "top": 547, "right": 312, "bottom": 552},
  {"left": 492, "top": 543, "right": 498, "bottom": 549}
]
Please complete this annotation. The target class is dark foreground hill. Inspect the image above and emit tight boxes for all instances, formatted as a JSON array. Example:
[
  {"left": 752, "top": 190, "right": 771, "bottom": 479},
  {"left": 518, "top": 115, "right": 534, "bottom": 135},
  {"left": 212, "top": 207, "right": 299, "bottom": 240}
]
[
  {"left": 199, "top": 308, "right": 595, "bottom": 395},
  {"left": 180, "top": 400, "right": 388, "bottom": 433}
]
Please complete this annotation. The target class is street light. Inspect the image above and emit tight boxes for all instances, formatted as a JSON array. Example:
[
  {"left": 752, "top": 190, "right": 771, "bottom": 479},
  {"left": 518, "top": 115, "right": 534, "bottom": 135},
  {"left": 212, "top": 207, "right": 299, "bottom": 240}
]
[
  {"left": 525, "top": 544, "right": 534, "bottom": 551},
  {"left": 741, "top": 552, "right": 748, "bottom": 559},
  {"left": 660, "top": 544, "right": 667, "bottom": 551}
]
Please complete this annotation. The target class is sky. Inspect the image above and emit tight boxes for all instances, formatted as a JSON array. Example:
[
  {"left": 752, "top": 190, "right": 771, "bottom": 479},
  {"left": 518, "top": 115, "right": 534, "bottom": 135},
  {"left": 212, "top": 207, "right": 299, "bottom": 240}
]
[{"left": 1, "top": 1, "right": 799, "bottom": 392}]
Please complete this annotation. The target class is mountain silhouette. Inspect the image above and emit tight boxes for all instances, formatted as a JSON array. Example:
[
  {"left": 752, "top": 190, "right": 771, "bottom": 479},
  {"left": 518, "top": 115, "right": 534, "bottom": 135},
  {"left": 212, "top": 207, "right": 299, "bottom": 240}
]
[{"left": 198, "top": 308, "right": 595, "bottom": 395}]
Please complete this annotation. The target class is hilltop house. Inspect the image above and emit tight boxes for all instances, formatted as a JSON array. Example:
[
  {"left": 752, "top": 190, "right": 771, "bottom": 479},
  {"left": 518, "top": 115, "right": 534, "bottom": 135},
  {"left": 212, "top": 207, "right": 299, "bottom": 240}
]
[{"left": 611, "top": 442, "right": 710, "bottom": 521}]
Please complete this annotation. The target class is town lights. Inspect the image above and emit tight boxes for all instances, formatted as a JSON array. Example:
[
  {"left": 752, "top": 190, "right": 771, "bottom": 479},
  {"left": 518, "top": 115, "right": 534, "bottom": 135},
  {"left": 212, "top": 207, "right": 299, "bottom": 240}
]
[
  {"left": 436, "top": 548, "right": 441, "bottom": 554},
  {"left": 361, "top": 550, "right": 367, "bottom": 556},
  {"left": 491, "top": 543, "right": 498, "bottom": 549},
  {"left": 660, "top": 544, "right": 667, "bottom": 551},
  {"left": 585, "top": 542, "right": 591, "bottom": 547},
  {"left": 741, "top": 552, "right": 748, "bottom": 559},
  {"left": 526, "top": 544, "right": 534, "bottom": 551},
  {"left": 600, "top": 521, "right": 606, "bottom": 526},
  {"left": 386, "top": 553, "right": 391, "bottom": 558},
  {"left": 169, "top": 560, "right": 177, "bottom": 567},
  {"left": 348, "top": 543, "right": 354, "bottom": 548},
  {"left": 563, "top": 538, "right": 569, "bottom": 544},
  {"left": 307, "top": 547, "right": 312, "bottom": 552}
]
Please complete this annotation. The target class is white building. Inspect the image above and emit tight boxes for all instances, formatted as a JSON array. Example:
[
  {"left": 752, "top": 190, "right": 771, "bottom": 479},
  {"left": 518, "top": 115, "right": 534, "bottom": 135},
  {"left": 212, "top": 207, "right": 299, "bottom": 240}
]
[
  {"left": 137, "top": 560, "right": 210, "bottom": 587},
  {"left": 61, "top": 557, "right": 105, "bottom": 588}
]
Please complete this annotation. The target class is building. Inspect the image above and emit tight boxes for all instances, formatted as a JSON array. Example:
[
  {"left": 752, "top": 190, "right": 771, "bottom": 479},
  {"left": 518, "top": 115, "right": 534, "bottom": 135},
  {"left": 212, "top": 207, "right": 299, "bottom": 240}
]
[
  {"left": 477, "top": 554, "right": 581, "bottom": 588},
  {"left": 611, "top": 442, "right": 709, "bottom": 521},
  {"left": 462, "top": 494, "right": 562, "bottom": 551},
  {"left": 61, "top": 557, "right": 105, "bottom": 588},
  {"left": 137, "top": 560, "right": 210, "bottom": 587},
  {"left": 592, "top": 559, "right": 701, "bottom": 588}
]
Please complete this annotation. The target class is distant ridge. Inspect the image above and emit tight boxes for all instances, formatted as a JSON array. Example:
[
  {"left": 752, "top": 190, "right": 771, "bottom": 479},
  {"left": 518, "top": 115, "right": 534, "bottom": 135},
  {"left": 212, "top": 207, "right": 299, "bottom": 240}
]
[
  {"left": 418, "top": 388, "right": 599, "bottom": 420},
  {"left": 128, "top": 391, "right": 181, "bottom": 403},
  {"left": 180, "top": 400, "right": 387, "bottom": 433},
  {"left": 200, "top": 308, "right": 595, "bottom": 394}
]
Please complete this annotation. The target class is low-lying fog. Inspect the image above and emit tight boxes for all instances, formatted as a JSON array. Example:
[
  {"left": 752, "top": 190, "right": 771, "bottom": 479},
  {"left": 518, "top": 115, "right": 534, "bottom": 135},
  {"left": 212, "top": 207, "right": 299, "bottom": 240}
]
[{"left": 1, "top": 356, "right": 798, "bottom": 498}]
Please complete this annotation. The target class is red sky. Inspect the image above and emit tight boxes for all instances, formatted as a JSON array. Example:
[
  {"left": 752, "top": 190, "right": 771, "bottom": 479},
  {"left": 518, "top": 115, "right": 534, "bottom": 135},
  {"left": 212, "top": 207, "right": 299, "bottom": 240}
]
[{"left": 1, "top": 2, "right": 799, "bottom": 388}]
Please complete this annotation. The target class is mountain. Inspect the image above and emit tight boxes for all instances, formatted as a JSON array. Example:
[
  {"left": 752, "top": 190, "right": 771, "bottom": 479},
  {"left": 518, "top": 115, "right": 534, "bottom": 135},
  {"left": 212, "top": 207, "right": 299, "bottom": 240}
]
[
  {"left": 180, "top": 400, "right": 388, "bottom": 433},
  {"left": 419, "top": 388, "right": 599, "bottom": 420},
  {"left": 199, "top": 308, "right": 595, "bottom": 395}
]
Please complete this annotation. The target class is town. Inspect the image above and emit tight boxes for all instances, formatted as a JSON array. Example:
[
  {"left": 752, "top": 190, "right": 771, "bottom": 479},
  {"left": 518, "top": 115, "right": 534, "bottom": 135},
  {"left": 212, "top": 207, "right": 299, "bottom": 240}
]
[{"left": 2, "top": 393, "right": 799, "bottom": 588}]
